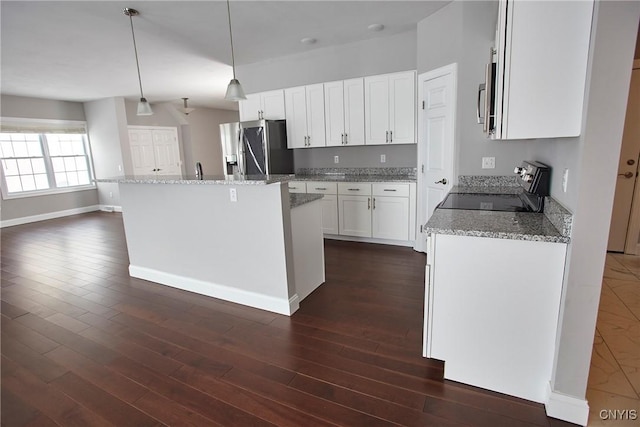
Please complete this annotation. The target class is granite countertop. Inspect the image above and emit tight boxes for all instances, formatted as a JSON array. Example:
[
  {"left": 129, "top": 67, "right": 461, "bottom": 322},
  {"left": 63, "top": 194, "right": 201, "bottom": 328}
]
[
  {"left": 290, "top": 193, "right": 323, "bottom": 208},
  {"left": 293, "top": 174, "right": 415, "bottom": 183},
  {"left": 425, "top": 179, "right": 572, "bottom": 244},
  {"left": 425, "top": 209, "right": 568, "bottom": 243},
  {"left": 95, "top": 174, "right": 295, "bottom": 185}
]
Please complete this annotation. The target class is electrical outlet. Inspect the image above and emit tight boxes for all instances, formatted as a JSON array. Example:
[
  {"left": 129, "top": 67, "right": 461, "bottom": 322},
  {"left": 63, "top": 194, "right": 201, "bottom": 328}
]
[
  {"left": 380, "top": 154, "right": 386, "bottom": 163},
  {"left": 482, "top": 157, "right": 496, "bottom": 169},
  {"left": 562, "top": 168, "right": 569, "bottom": 193},
  {"left": 229, "top": 188, "right": 237, "bottom": 202},
  {"left": 334, "top": 155, "right": 339, "bottom": 164},
  {"left": 109, "top": 191, "right": 113, "bottom": 198}
]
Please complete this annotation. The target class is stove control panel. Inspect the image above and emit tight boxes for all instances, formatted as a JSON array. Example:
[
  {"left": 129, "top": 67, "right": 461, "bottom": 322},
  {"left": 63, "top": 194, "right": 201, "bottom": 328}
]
[{"left": 515, "top": 161, "right": 550, "bottom": 196}]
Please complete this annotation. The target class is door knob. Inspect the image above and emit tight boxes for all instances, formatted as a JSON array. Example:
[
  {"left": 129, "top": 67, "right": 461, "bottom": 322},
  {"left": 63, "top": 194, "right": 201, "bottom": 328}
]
[
  {"left": 435, "top": 178, "right": 448, "bottom": 185},
  {"left": 628, "top": 159, "right": 636, "bottom": 166},
  {"left": 619, "top": 172, "right": 634, "bottom": 179}
]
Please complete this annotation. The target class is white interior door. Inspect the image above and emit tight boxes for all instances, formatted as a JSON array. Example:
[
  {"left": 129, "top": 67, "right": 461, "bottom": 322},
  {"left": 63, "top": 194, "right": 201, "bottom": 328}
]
[
  {"left": 415, "top": 64, "right": 457, "bottom": 253},
  {"left": 129, "top": 129, "right": 155, "bottom": 176},
  {"left": 152, "top": 129, "right": 181, "bottom": 175},
  {"left": 608, "top": 66, "right": 640, "bottom": 252}
]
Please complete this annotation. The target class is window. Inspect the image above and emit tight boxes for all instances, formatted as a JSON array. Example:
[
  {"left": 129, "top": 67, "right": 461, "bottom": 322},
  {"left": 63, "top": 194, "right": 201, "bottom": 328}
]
[{"left": 0, "top": 120, "right": 94, "bottom": 198}]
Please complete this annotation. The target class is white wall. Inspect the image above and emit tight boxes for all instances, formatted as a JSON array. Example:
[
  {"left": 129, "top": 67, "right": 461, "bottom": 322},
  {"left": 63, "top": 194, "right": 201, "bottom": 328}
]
[
  {"left": 181, "top": 108, "right": 239, "bottom": 176},
  {"left": 0, "top": 95, "right": 99, "bottom": 221},
  {"left": 417, "top": 1, "right": 534, "bottom": 177},
  {"left": 84, "top": 97, "right": 129, "bottom": 207},
  {"left": 236, "top": 30, "right": 419, "bottom": 169},
  {"left": 546, "top": 0, "right": 640, "bottom": 403}
]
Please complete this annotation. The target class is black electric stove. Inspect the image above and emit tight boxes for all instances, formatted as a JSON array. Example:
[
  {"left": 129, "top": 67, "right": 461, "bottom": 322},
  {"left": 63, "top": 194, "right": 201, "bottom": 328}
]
[{"left": 438, "top": 161, "right": 551, "bottom": 213}]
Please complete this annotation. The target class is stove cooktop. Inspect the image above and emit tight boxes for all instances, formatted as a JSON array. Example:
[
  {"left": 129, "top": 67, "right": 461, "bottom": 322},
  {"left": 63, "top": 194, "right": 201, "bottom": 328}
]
[{"left": 438, "top": 193, "right": 533, "bottom": 212}]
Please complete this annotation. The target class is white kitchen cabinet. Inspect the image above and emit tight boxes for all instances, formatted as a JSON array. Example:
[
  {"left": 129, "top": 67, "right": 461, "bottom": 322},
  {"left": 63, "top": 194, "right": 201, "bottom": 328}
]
[
  {"left": 338, "top": 194, "right": 372, "bottom": 237},
  {"left": 239, "top": 90, "right": 286, "bottom": 121},
  {"left": 285, "top": 84, "right": 326, "bottom": 149},
  {"left": 424, "top": 233, "right": 567, "bottom": 403},
  {"left": 305, "top": 181, "right": 339, "bottom": 235},
  {"left": 485, "top": 0, "right": 593, "bottom": 139},
  {"left": 371, "top": 183, "right": 410, "bottom": 241},
  {"left": 128, "top": 126, "right": 181, "bottom": 176},
  {"left": 324, "top": 78, "right": 365, "bottom": 147},
  {"left": 364, "top": 71, "right": 416, "bottom": 145},
  {"left": 287, "top": 181, "right": 306, "bottom": 194}
]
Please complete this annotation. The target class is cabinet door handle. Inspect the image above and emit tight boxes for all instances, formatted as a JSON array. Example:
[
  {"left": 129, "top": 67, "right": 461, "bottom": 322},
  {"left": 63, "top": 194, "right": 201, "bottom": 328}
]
[
  {"left": 389, "top": 130, "right": 393, "bottom": 143},
  {"left": 383, "top": 189, "right": 396, "bottom": 192},
  {"left": 373, "top": 198, "right": 376, "bottom": 209},
  {"left": 477, "top": 83, "right": 486, "bottom": 125},
  {"left": 344, "top": 133, "right": 348, "bottom": 144},
  {"left": 385, "top": 131, "right": 389, "bottom": 143},
  {"left": 347, "top": 188, "right": 360, "bottom": 191},
  {"left": 315, "top": 187, "right": 327, "bottom": 190},
  {"left": 368, "top": 197, "right": 371, "bottom": 210},
  {"left": 341, "top": 133, "right": 345, "bottom": 144}
]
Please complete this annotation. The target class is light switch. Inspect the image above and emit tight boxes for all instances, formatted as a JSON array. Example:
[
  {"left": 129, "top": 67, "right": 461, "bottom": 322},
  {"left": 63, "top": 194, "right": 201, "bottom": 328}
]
[
  {"left": 334, "top": 156, "right": 339, "bottom": 164},
  {"left": 230, "top": 188, "right": 237, "bottom": 202},
  {"left": 381, "top": 154, "right": 386, "bottom": 163}
]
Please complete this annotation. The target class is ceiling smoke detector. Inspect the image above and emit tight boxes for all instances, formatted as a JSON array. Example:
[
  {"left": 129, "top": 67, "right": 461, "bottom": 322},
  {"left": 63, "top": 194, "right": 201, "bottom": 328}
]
[
  {"left": 367, "top": 23, "right": 385, "bottom": 32},
  {"left": 300, "top": 37, "right": 317, "bottom": 45}
]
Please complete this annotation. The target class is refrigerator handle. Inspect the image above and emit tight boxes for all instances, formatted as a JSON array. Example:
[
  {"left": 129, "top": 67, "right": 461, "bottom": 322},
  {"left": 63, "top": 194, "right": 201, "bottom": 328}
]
[{"left": 237, "top": 126, "right": 245, "bottom": 176}]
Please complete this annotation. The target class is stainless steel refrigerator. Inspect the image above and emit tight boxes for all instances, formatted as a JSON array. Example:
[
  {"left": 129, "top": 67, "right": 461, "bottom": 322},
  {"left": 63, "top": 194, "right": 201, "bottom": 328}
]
[{"left": 220, "top": 119, "right": 293, "bottom": 177}]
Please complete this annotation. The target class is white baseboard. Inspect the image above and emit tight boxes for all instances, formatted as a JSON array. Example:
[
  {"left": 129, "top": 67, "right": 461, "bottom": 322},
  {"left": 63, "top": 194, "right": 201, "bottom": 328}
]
[
  {"left": 99, "top": 205, "right": 123, "bottom": 213},
  {"left": 324, "top": 234, "right": 415, "bottom": 248},
  {"left": 0, "top": 205, "right": 100, "bottom": 228},
  {"left": 129, "top": 265, "right": 299, "bottom": 316},
  {"left": 545, "top": 382, "right": 589, "bottom": 426}
]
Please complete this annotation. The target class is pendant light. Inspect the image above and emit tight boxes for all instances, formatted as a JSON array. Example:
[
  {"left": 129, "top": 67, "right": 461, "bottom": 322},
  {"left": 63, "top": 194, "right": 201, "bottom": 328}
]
[
  {"left": 123, "top": 7, "right": 153, "bottom": 116},
  {"left": 181, "top": 98, "right": 195, "bottom": 115},
  {"left": 224, "top": 0, "right": 246, "bottom": 101}
]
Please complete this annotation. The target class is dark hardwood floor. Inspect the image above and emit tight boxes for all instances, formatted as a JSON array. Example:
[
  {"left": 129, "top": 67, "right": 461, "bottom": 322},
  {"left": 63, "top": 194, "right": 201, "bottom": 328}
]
[{"left": 1, "top": 211, "right": 575, "bottom": 426}]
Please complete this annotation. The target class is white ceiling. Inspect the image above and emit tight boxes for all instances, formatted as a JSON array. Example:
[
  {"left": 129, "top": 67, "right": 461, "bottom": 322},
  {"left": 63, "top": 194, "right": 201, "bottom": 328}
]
[{"left": 1, "top": 1, "right": 450, "bottom": 110}]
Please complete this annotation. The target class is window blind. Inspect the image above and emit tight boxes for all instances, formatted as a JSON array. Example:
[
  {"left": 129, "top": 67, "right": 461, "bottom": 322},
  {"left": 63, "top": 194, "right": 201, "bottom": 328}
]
[{"left": 0, "top": 117, "right": 87, "bottom": 134}]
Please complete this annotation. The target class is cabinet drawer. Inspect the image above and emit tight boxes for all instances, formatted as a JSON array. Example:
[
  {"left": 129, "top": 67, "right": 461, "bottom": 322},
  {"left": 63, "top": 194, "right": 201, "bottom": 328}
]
[
  {"left": 305, "top": 181, "right": 337, "bottom": 195},
  {"left": 338, "top": 182, "right": 372, "bottom": 196},
  {"left": 288, "top": 181, "right": 306, "bottom": 194},
  {"left": 373, "top": 183, "right": 410, "bottom": 197}
]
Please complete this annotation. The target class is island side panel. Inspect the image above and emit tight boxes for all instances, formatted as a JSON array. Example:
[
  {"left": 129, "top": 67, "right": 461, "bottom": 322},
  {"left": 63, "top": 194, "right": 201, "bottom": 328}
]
[
  {"left": 428, "top": 234, "right": 567, "bottom": 403},
  {"left": 290, "top": 198, "right": 325, "bottom": 302},
  {"left": 119, "top": 182, "right": 295, "bottom": 315}
]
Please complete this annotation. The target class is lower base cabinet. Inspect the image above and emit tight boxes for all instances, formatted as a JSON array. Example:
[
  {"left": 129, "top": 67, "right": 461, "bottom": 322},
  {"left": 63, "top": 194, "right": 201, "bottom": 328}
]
[
  {"left": 338, "top": 194, "right": 372, "bottom": 237},
  {"left": 372, "top": 196, "right": 409, "bottom": 240},
  {"left": 289, "top": 180, "right": 415, "bottom": 243},
  {"left": 424, "top": 233, "right": 567, "bottom": 403}
]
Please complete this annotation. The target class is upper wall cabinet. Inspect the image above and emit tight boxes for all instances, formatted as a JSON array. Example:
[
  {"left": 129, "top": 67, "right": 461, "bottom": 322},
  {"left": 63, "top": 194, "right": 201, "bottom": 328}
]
[
  {"left": 324, "top": 78, "right": 366, "bottom": 147},
  {"left": 482, "top": 0, "right": 593, "bottom": 140},
  {"left": 285, "top": 84, "right": 326, "bottom": 149},
  {"left": 364, "top": 71, "right": 416, "bottom": 145},
  {"left": 239, "top": 90, "right": 286, "bottom": 122}
]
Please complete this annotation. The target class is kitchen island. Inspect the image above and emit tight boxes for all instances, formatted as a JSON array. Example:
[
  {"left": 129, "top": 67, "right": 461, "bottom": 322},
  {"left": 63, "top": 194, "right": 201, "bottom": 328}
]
[
  {"left": 97, "top": 175, "right": 324, "bottom": 315},
  {"left": 423, "top": 183, "right": 572, "bottom": 405}
]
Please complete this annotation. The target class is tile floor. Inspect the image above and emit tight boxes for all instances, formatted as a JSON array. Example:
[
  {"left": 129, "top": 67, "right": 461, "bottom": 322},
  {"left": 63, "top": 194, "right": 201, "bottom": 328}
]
[{"left": 586, "top": 253, "right": 640, "bottom": 426}]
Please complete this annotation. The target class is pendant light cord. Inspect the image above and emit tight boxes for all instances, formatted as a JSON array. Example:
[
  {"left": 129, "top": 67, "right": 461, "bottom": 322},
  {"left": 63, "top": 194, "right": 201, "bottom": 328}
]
[
  {"left": 226, "top": 0, "right": 237, "bottom": 79},
  {"left": 128, "top": 13, "right": 146, "bottom": 99}
]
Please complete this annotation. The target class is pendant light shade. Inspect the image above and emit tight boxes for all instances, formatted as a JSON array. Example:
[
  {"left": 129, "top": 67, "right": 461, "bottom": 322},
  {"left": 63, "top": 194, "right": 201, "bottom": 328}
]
[
  {"left": 137, "top": 97, "right": 153, "bottom": 115},
  {"left": 124, "top": 7, "right": 153, "bottom": 116},
  {"left": 225, "top": 79, "right": 246, "bottom": 101},
  {"left": 180, "top": 98, "right": 196, "bottom": 115},
  {"left": 224, "top": 0, "right": 246, "bottom": 101}
]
